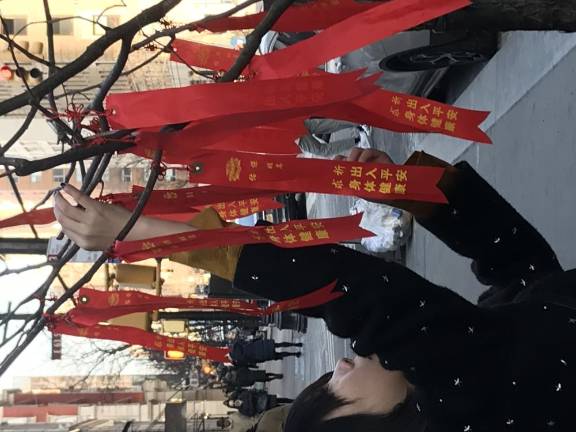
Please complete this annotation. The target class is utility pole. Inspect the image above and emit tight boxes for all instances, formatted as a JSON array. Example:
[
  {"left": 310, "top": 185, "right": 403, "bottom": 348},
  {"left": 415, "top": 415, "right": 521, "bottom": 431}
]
[{"left": 0, "top": 238, "right": 49, "bottom": 255}]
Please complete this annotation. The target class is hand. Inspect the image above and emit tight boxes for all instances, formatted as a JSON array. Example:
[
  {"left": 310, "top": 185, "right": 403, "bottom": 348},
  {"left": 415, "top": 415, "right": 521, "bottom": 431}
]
[
  {"left": 53, "top": 184, "right": 133, "bottom": 251},
  {"left": 335, "top": 147, "right": 395, "bottom": 164},
  {"left": 53, "top": 184, "right": 196, "bottom": 251}
]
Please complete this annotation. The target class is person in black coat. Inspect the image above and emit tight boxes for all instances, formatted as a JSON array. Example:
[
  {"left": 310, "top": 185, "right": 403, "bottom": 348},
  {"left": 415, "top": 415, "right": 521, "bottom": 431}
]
[
  {"left": 228, "top": 338, "right": 302, "bottom": 366},
  {"left": 233, "top": 149, "right": 576, "bottom": 432},
  {"left": 224, "top": 365, "right": 283, "bottom": 388},
  {"left": 56, "top": 147, "right": 576, "bottom": 430}
]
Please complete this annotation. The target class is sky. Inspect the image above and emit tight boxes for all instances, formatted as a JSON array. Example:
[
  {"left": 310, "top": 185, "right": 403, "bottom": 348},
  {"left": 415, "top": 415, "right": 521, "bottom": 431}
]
[{"left": 0, "top": 255, "right": 158, "bottom": 390}]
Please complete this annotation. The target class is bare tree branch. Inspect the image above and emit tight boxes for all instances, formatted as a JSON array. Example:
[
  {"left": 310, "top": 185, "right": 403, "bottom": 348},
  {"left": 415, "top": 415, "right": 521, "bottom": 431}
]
[
  {"left": 0, "top": 106, "right": 38, "bottom": 157},
  {"left": 0, "top": 148, "right": 163, "bottom": 377},
  {"left": 131, "top": 0, "right": 261, "bottom": 51},
  {"left": 0, "top": 0, "right": 182, "bottom": 116},
  {"left": 0, "top": 34, "right": 54, "bottom": 67},
  {"left": 220, "top": 0, "right": 297, "bottom": 82}
]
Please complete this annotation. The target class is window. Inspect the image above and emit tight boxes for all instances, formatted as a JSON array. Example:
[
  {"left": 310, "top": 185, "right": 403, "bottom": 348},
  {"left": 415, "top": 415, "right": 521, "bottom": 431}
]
[
  {"left": 1, "top": 18, "right": 27, "bottom": 36},
  {"left": 53, "top": 168, "right": 65, "bottom": 183},
  {"left": 52, "top": 18, "right": 74, "bottom": 36},
  {"left": 30, "top": 172, "right": 42, "bottom": 183},
  {"left": 75, "top": 169, "right": 83, "bottom": 183},
  {"left": 121, "top": 168, "right": 132, "bottom": 183},
  {"left": 93, "top": 15, "right": 120, "bottom": 35},
  {"left": 164, "top": 168, "right": 177, "bottom": 182}
]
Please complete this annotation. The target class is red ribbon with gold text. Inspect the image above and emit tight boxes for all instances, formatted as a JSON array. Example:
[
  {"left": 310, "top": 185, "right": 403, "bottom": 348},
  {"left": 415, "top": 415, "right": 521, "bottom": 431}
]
[
  {"left": 50, "top": 317, "right": 230, "bottom": 362},
  {"left": 318, "top": 90, "right": 491, "bottom": 144},
  {"left": 186, "top": 151, "right": 447, "bottom": 203},
  {"left": 113, "top": 214, "right": 373, "bottom": 262},
  {"left": 205, "top": 196, "right": 283, "bottom": 220},
  {"left": 127, "top": 89, "right": 489, "bottom": 163},
  {"left": 0, "top": 187, "right": 283, "bottom": 230}
]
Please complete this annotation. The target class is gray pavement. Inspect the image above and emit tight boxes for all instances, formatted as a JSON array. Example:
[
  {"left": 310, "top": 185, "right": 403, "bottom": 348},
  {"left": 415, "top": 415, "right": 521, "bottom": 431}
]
[{"left": 263, "top": 31, "right": 576, "bottom": 399}]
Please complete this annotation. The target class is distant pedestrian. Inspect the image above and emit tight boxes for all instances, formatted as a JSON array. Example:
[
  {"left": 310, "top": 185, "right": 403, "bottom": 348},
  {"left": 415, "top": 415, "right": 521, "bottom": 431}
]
[
  {"left": 229, "top": 338, "right": 302, "bottom": 365},
  {"left": 224, "top": 389, "right": 293, "bottom": 418},
  {"left": 223, "top": 366, "right": 283, "bottom": 388}
]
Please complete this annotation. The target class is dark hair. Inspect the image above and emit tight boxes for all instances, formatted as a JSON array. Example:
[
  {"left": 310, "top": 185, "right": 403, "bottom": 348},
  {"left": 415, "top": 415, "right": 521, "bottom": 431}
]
[{"left": 284, "top": 372, "right": 427, "bottom": 432}]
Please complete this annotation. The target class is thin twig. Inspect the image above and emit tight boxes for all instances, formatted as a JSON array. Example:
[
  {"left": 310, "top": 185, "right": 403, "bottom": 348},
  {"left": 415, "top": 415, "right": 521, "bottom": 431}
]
[
  {"left": 0, "top": 149, "right": 163, "bottom": 377},
  {"left": 0, "top": 0, "right": 182, "bottom": 116},
  {"left": 0, "top": 107, "right": 38, "bottom": 157},
  {"left": 131, "top": 0, "right": 261, "bottom": 51},
  {"left": 220, "top": 0, "right": 297, "bottom": 82}
]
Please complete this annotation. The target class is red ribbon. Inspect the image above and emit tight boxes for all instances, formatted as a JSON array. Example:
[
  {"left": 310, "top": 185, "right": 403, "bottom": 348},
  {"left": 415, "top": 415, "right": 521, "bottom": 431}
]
[
  {"left": 319, "top": 90, "right": 491, "bottom": 144},
  {"left": 134, "top": 122, "right": 302, "bottom": 160},
  {"left": 199, "top": 0, "right": 379, "bottom": 33},
  {"left": 0, "top": 208, "right": 56, "bottom": 229},
  {"left": 170, "top": 39, "right": 241, "bottom": 73},
  {"left": 68, "top": 282, "right": 343, "bottom": 326},
  {"left": 205, "top": 196, "right": 284, "bottom": 220},
  {"left": 247, "top": 0, "right": 471, "bottom": 79},
  {"left": 0, "top": 187, "right": 282, "bottom": 230},
  {"left": 186, "top": 150, "right": 447, "bottom": 203},
  {"left": 113, "top": 213, "right": 373, "bottom": 262},
  {"left": 50, "top": 317, "right": 230, "bottom": 362},
  {"left": 106, "top": 70, "right": 377, "bottom": 129}
]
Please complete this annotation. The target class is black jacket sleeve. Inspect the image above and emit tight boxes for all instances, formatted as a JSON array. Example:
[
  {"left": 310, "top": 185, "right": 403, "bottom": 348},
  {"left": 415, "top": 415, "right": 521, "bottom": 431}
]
[{"left": 386, "top": 154, "right": 562, "bottom": 305}]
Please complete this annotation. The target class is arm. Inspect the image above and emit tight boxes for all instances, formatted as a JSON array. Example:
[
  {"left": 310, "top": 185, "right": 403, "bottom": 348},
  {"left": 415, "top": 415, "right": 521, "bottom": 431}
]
[
  {"left": 53, "top": 184, "right": 195, "bottom": 251},
  {"left": 344, "top": 148, "right": 562, "bottom": 295}
]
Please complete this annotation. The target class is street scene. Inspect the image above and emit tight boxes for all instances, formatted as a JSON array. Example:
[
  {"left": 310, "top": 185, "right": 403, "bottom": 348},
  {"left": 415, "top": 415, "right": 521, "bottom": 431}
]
[{"left": 1, "top": 0, "right": 576, "bottom": 431}]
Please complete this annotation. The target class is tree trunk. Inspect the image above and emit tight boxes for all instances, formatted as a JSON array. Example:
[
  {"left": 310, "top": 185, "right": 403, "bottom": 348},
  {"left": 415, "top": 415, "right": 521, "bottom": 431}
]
[{"left": 413, "top": 0, "right": 576, "bottom": 32}]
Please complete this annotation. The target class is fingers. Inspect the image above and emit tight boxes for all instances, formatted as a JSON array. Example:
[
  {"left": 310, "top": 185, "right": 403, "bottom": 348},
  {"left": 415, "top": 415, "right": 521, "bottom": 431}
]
[
  {"left": 358, "top": 149, "right": 393, "bottom": 164},
  {"left": 345, "top": 147, "right": 394, "bottom": 164},
  {"left": 53, "top": 199, "right": 85, "bottom": 239},
  {"left": 347, "top": 147, "right": 364, "bottom": 162},
  {"left": 54, "top": 192, "right": 85, "bottom": 223},
  {"left": 60, "top": 184, "right": 95, "bottom": 209}
]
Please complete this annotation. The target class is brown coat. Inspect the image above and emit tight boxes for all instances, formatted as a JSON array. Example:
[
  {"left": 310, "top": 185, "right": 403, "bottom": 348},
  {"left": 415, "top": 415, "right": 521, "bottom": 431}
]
[{"left": 255, "top": 404, "right": 291, "bottom": 432}]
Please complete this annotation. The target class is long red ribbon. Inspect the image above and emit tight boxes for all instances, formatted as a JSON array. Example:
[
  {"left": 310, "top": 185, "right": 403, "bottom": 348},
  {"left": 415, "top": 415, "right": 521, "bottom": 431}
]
[
  {"left": 68, "top": 282, "right": 343, "bottom": 326},
  {"left": 199, "top": 0, "right": 379, "bottom": 33},
  {"left": 0, "top": 186, "right": 284, "bottom": 230},
  {"left": 248, "top": 0, "right": 471, "bottom": 79},
  {"left": 0, "top": 208, "right": 56, "bottom": 229},
  {"left": 50, "top": 318, "right": 230, "bottom": 362},
  {"left": 319, "top": 90, "right": 491, "bottom": 144},
  {"left": 113, "top": 214, "right": 373, "bottom": 262},
  {"left": 186, "top": 150, "right": 447, "bottom": 203},
  {"left": 170, "top": 39, "right": 240, "bottom": 72},
  {"left": 106, "top": 71, "right": 377, "bottom": 129}
]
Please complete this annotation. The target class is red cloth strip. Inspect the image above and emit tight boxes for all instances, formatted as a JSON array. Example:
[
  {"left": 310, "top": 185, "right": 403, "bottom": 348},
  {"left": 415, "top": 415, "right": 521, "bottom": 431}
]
[
  {"left": 204, "top": 196, "right": 284, "bottom": 220},
  {"left": 0, "top": 208, "right": 56, "bottom": 229},
  {"left": 186, "top": 150, "right": 447, "bottom": 203},
  {"left": 68, "top": 282, "right": 343, "bottom": 326},
  {"left": 249, "top": 0, "right": 471, "bottom": 79},
  {"left": 50, "top": 318, "right": 229, "bottom": 362},
  {"left": 199, "top": 0, "right": 378, "bottom": 33},
  {"left": 106, "top": 71, "right": 377, "bottom": 129},
  {"left": 113, "top": 214, "right": 373, "bottom": 262}
]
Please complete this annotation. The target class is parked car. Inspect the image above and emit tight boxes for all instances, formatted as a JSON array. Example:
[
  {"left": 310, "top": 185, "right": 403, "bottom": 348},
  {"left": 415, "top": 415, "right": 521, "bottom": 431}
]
[{"left": 259, "top": 26, "right": 497, "bottom": 99}]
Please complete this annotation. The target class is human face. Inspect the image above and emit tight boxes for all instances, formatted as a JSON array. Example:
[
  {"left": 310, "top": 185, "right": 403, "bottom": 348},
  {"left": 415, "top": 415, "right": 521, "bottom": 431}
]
[{"left": 325, "top": 355, "right": 410, "bottom": 419}]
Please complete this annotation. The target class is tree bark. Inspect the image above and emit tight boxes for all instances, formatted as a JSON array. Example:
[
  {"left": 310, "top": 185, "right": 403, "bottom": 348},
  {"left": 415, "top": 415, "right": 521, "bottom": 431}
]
[{"left": 414, "top": 0, "right": 576, "bottom": 32}]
